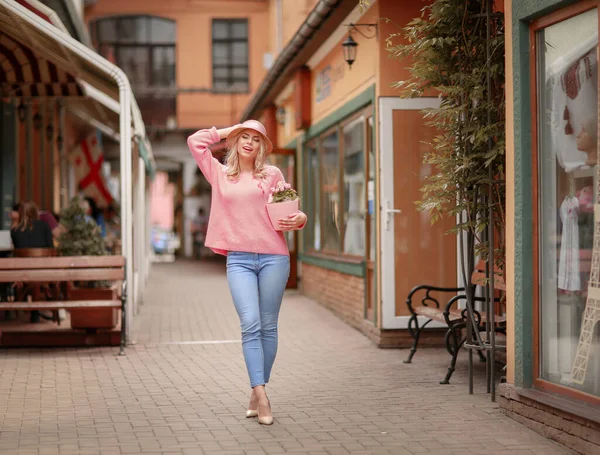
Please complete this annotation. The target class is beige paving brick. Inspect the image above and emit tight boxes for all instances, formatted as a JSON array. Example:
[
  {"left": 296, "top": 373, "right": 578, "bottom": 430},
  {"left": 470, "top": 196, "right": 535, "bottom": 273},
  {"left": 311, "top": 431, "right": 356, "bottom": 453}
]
[{"left": 0, "top": 261, "right": 573, "bottom": 455}]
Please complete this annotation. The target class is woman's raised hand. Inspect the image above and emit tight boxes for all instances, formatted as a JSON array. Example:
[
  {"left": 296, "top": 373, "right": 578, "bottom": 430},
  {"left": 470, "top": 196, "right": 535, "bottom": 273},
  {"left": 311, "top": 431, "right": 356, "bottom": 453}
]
[{"left": 217, "top": 124, "right": 243, "bottom": 140}]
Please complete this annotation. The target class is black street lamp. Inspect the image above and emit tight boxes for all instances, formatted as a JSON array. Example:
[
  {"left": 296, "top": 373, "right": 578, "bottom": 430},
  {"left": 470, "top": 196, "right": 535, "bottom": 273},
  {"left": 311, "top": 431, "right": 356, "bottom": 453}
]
[
  {"left": 341, "top": 23, "right": 378, "bottom": 69},
  {"left": 342, "top": 34, "right": 358, "bottom": 68}
]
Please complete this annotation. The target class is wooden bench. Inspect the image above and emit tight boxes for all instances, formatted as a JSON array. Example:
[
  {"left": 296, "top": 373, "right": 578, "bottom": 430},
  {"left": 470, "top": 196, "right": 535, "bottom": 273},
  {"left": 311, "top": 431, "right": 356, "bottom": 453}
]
[
  {"left": 0, "top": 255, "right": 127, "bottom": 354},
  {"left": 404, "top": 260, "right": 506, "bottom": 384}
]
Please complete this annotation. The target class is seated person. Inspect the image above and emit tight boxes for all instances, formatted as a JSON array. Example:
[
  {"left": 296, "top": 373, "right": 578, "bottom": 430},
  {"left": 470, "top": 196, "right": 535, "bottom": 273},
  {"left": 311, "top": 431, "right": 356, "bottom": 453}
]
[
  {"left": 39, "top": 210, "right": 67, "bottom": 241},
  {"left": 10, "top": 200, "right": 54, "bottom": 323},
  {"left": 11, "top": 201, "right": 54, "bottom": 249}
]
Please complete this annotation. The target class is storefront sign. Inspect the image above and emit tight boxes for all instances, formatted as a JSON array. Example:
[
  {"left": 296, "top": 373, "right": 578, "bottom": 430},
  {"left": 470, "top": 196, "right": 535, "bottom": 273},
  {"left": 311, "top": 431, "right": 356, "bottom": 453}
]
[{"left": 315, "top": 63, "right": 346, "bottom": 103}]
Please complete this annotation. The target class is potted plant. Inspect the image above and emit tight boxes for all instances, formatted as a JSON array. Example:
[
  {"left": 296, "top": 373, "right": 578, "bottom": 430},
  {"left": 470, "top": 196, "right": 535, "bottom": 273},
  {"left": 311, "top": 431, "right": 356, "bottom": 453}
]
[
  {"left": 266, "top": 181, "right": 300, "bottom": 231},
  {"left": 57, "top": 197, "right": 118, "bottom": 330}
]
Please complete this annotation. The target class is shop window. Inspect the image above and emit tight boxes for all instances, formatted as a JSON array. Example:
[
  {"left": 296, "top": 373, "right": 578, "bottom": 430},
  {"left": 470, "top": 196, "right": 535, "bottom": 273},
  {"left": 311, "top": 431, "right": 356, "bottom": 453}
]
[
  {"left": 368, "top": 116, "right": 375, "bottom": 262},
  {"left": 302, "top": 107, "right": 372, "bottom": 259},
  {"left": 343, "top": 118, "right": 366, "bottom": 256},
  {"left": 303, "top": 143, "right": 320, "bottom": 251},
  {"left": 212, "top": 19, "right": 249, "bottom": 93},
  {"left": 320, "top": 130, "right": 341, "bottom": 253},
  {"left": 536, "top": 8, "right": 600, "bottom": 398}
]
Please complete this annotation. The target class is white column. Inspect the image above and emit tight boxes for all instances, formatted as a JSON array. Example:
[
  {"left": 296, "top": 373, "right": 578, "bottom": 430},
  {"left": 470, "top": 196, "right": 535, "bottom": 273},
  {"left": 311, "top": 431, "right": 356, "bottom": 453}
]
[
  {"left": 145, "top": 182, "right": 152, "bottom": 282},
  {"left": 136, "top": 156, "right": 146, "bottom": 308}
]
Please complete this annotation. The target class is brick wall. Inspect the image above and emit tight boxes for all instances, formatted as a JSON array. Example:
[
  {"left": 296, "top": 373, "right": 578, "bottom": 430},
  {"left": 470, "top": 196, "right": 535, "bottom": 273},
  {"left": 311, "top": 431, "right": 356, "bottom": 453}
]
[
  {"left": 301, "top": 263, "right": 447, "bottom": 348},
  {"left": 499, "top": 383, "right": 600, "bottom": 454},
  {"left": 301, "top": 263, "right": 364, "bottom": 330}
]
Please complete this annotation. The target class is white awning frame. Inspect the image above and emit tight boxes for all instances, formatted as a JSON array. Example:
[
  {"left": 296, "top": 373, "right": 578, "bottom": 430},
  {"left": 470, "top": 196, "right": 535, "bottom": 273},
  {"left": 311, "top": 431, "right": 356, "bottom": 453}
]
[{"left": 0, "top": 0, "right": 149, "bottom": 343}]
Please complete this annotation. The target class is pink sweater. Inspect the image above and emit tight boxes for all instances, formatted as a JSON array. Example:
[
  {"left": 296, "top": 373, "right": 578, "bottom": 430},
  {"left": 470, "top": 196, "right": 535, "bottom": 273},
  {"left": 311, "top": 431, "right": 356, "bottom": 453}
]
[{"left": 187, "top": 127, "right": 301, "bottom": 256}]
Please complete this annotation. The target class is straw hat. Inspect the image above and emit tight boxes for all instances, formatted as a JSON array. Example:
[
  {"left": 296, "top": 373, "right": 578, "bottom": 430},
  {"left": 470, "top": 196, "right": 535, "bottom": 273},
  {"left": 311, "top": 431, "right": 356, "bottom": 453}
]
[{"left": 226, "top": 120, "right": 273, "bottom": 154}]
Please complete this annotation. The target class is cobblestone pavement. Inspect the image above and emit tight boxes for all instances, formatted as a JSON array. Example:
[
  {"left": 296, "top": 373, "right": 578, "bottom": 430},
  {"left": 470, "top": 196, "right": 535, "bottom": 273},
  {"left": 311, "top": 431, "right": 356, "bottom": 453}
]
[{"left": 0, "top": 260, "right": 572, "bottom": 455}]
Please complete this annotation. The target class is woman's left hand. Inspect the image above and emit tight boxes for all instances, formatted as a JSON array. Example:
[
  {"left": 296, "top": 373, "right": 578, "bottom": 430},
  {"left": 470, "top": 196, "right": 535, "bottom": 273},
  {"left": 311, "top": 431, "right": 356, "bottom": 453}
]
[{"left": 279, "top": 212, "right": 307, "bottom": 231}]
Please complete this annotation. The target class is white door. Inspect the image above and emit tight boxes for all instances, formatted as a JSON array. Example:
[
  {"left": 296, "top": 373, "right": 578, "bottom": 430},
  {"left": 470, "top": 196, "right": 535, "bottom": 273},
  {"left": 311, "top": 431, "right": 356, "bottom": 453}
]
[{"left": 379, "top": 96, "right": 458, "bottom": 329}]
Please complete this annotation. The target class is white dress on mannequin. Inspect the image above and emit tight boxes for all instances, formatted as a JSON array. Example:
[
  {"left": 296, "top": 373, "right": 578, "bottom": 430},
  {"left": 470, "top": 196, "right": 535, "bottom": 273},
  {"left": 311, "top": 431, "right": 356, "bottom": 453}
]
[{"left": 558, "top": 195, "right": 581, "bottom": 292}]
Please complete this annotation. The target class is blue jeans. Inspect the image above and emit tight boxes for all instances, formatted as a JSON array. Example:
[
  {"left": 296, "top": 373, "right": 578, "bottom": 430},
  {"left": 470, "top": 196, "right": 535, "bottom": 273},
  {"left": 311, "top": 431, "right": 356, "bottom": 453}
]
[{"left": 226, "top": 252, "right": 290, "bottom": 388}]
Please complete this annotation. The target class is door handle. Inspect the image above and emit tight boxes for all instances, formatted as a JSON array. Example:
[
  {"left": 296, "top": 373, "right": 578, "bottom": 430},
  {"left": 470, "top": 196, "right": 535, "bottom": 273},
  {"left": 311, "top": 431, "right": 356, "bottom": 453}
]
[{"left": 384, "top": 200, "right": 401, "bottom": 231}]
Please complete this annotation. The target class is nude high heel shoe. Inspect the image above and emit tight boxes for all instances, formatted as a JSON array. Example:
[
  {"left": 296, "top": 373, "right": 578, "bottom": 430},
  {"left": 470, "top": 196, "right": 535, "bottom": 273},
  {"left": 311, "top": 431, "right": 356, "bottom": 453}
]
[
  {"left": 246, "top": 409, "right": 258, "bottom": 418},
  {"left": 257, "top": 399, "right": 273, "bottom": 425}
]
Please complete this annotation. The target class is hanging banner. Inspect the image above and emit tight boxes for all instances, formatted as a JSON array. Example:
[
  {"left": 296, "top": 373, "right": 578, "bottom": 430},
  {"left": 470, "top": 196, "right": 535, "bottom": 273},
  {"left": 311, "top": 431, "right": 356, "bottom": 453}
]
[{"left": 68, "top": 131, "right": 113, "bottom": 208}]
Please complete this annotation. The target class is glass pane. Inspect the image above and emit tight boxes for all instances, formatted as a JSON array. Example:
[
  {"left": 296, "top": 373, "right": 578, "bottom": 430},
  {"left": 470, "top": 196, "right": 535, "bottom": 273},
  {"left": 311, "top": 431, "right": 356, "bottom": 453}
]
[
  {"left": 342, "top": 117, "right": 365, "bottom": 256},
  {"left": 213, "top": 80, "right": 229, "bottom": 91},
  {"left": 116, "top": 17, "right": 146, "bottom": 43},
  {"left": 537, "top": 8, "right": 600, "bottom": 398},
  {"left": 117, "top": 47, "right": 150, "bottom": 87},
  {"left": 303, "top": 144, "right": 320, "bottom": 251},
  {"left": 232, "top": 67, "right": 248, "bottom": 79},
  {"left": 368, "top": 116, "right": 375, "bottom": 262},
  {"left": 232, "top": 21, "right": 248, "bottom": 39},
  {"left": 213, "top": 67, "right": 228, "bottom": 79},
  {"left": 213, "top": 43, "right": 229, "bottom": 65},
  {"left": 230, "top": 81, "right": 249, "bottom": 92},
  {"left": 152, "top": 47, "right": 175, "bottom": 87},
  {"left": 96, "top": 19, "right": 116, "bottom": 42},
  {"left": 212, "top": 21, "right": 229, "bottom": 39},
  {"left": 232, "top": 42, "right": 248, "bottom": 62},
  {"left": 149, "top": 18, "right": 176, "bottom": 43},
  {"left": 321, "top": 131, "right": 340, "bottom": 253}
]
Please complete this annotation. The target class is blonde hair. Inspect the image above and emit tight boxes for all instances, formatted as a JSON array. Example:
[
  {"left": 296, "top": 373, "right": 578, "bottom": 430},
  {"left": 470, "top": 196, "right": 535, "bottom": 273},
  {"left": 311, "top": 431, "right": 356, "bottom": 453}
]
[{"left": 225, "top": 129, "right": 269, "bottom": 181}]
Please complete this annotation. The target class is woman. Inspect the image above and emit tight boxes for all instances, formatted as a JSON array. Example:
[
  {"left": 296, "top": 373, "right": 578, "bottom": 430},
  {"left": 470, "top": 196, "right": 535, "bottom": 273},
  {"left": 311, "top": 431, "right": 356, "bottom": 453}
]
[
  {"left": 11, "top": 200, "right": 54, "bottom": 249},
  {"left": 85, "top": 197, "right": 107, "bottom": 238},
  {"left": 10, "top": 200, "right": 54, "bottom": 323},
  {"left": 187, "top": 120, "right": 306, "bottom": 425}
]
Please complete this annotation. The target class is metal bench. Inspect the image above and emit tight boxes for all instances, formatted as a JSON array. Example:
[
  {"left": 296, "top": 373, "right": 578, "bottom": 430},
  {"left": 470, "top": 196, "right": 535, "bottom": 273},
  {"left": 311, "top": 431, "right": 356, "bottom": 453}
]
[
  {"left": 0, "top": 255, "right": 127, "bottom": 355},
  {"left": 404, "top": 260, "right": 506, "bottom": 384}
]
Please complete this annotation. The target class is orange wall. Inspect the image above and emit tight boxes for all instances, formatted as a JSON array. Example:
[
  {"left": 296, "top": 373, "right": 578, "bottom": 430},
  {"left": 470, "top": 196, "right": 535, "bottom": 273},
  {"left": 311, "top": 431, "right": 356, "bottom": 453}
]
[
  {"left": 311, "top": 3, "right": 378, "bottom": 124},
  {"left": 85, "top": 0, "right": 270, "bottom": 129},
  {"left": 378, "top": 0, "right": 433, "bottom": 98},
  {"left": 281, "top": 0, "right": 319, "bottom": 52}
]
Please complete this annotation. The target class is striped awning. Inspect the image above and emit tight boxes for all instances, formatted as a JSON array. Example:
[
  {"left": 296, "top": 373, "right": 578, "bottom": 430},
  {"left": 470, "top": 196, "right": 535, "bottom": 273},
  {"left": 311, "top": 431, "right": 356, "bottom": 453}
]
[
  {"left": 0, "top": 0, "right": 155, "bottom": 172},
  {"left": 0, "top": 31, "right": 84, "bottom": 97}
]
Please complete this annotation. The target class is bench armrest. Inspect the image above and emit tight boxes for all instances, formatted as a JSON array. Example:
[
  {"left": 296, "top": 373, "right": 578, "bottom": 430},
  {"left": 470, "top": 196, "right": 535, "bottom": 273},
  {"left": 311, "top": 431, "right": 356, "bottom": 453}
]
[
  {"left": 443, "top": 294, "right": 502, "bottom": 327},
  {"left": 405, "top": 285, "right": 465, "bottom": 316}
]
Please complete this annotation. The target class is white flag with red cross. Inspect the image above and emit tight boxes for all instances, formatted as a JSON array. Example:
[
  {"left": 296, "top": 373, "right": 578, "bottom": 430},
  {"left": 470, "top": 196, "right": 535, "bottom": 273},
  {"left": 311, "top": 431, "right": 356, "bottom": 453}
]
[{"left": 68, "top": 132, "right": 113, "bottom": 208}]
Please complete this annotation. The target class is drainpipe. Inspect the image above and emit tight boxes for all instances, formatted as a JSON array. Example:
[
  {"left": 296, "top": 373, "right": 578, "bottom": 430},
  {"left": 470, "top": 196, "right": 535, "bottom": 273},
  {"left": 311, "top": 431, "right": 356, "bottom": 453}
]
[
  {"left": 108, "top": 65, "right": 134, "bottom": 345},
  {"left": 2, "top": 0, "right": 135, "bottom": 343}
]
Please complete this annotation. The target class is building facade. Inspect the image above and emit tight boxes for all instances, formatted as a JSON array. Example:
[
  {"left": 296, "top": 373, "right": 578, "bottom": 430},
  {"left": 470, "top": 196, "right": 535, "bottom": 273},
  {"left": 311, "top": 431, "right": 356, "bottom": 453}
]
[
  {"left": 502, "top": 0, "right": 600, "bottom": 453},
  {"left": 0, "top": 0, "right": 156, "bottom": 342},
  {"left": 242, "top": 0, "right": 458, "bottom": 345},
  {"left": 84, "top": 0, "right": 274, "bottom": 256}
]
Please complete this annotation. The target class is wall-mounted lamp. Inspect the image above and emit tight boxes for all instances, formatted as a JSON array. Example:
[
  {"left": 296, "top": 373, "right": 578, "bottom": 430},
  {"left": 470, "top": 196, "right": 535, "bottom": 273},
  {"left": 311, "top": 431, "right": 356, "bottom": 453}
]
[
  {"left": 341, "top": 23, "right": 378, "bottom": 69},
  {"left": 17, "top": 101, "right": 26, "bottom": 122},
  {"left": 276, "top": 107, "right": 286, "bottom": 126}
]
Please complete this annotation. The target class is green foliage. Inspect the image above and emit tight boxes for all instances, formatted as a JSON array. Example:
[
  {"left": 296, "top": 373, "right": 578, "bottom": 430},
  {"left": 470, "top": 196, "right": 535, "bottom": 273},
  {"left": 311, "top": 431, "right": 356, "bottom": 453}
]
[
  {"left": 57, "top": 197, "right": 106, "bottom": 257},
  {"left": 386, "top": 0, "right": 506, "bottom": 270},
  {"left": 271, "top": 189, "right": 299, "bottom": 203},
  {"left": 270, "top": 181, "right": 299, "bottom": 203}
]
